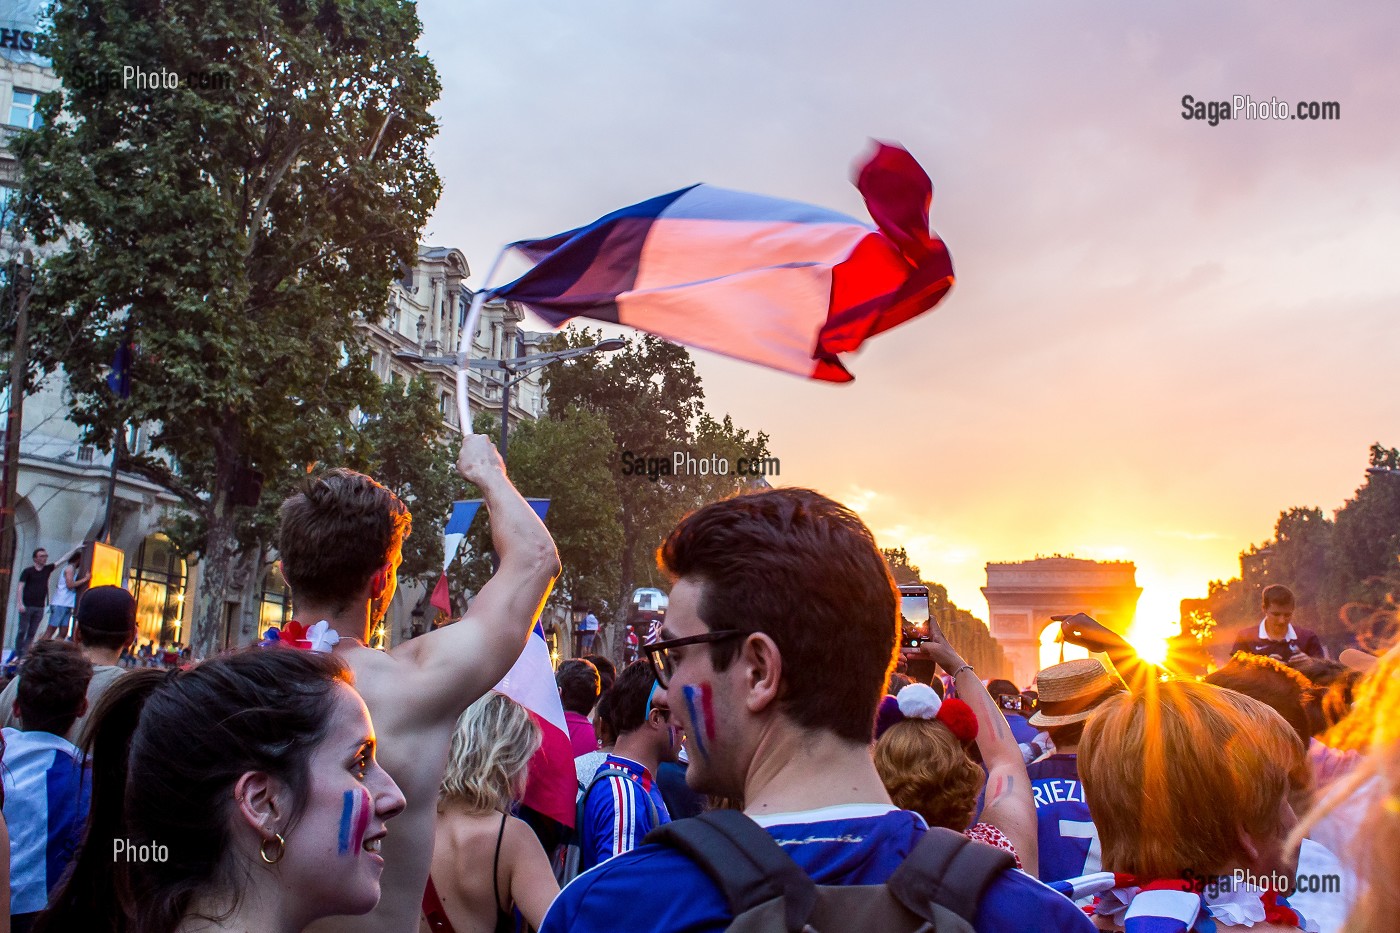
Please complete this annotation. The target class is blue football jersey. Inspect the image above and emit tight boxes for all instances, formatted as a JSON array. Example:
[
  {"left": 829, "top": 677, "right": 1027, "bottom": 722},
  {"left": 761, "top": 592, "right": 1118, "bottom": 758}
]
[
  {"left": 543, "top": 804, "right": 1094, "bottom": 933},
  {"left": 1026, "top": 753, "right": 1100, "bottom": 885}
]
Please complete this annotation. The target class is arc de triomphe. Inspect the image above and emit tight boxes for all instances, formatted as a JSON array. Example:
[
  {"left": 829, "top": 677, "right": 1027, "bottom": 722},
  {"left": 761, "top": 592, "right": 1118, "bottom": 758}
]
[{"left": 981, "top": 558, "right": 1142, "bottom": 687}]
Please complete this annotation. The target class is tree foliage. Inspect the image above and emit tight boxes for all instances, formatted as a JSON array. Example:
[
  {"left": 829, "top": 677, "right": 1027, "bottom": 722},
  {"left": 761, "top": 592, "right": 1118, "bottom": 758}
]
[
  {"left": 538, "top": 329, "right": 772, "bottom": 637},
  {"left": 339, "top": 376, "right": 457, "bottom": 585},
  {"left": 442, "top": 328, "right": 772, "bottom": 659},
  {"left": 452, "top": 404, "right": 624, "bottom": 619},
  {"left": 12, "top": 0, "right": 441, "bottom": 655},
  {"left": 1200, "top": 444, "right": 1400, "bottom": 656}
]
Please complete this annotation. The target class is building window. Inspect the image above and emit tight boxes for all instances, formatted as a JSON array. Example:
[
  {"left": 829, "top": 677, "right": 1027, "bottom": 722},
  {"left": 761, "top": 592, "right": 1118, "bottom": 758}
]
[
  {"left": 8, "top": 90, "right": 41, "bottom": 129},
  {"left": 127, "top": 534, "right": 188, "bottom": 649},
  {"left": 259, "top": 563, "right": 293, "bottom": 634}
]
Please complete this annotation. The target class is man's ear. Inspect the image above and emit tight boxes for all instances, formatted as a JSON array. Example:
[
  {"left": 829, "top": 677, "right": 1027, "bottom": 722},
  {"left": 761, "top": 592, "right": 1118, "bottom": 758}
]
[
  {"left": 1236, "top": 823, "right": 1263, "bottom": 870},
  {"left": 369, "top": 564, "right": 391, "bottom": 600},
  {"left": 741, "top": 633, "right": 783, "bottom": 715},
  {"left": 233, "top": 771, "right": 290, "bottom": 837}
]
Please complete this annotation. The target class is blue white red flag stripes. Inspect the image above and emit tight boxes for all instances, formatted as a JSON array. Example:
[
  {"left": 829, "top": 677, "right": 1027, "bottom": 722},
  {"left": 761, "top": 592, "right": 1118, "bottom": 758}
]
[
  {"left": 607, "top": 775, "right": 637, "bottom": 857},
  {"left": 1046, "top": 871, "right": 1120, "bottom": 902},
  {"left": 493, "top": 623, "right": 575, "bottom": 827},
  {"left": 489, "top": 142, "right": 953, "bottom": 383},
  {"left": 1122, "top": 890, "right": 1202, "bottom": 933}
]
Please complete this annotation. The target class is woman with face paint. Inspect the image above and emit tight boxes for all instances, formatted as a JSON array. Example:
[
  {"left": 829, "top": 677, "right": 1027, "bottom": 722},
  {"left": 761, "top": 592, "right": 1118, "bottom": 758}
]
[
  {"left": 33, "top": 648, "right": 405, "bottom": 933},
  {"left": 424, "top": 692, "right": 560, "bottom": 933}
]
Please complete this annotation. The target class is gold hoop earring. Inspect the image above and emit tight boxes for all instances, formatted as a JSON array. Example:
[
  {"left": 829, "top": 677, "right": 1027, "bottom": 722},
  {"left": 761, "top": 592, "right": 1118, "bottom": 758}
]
[{"left": 260, "top": 832, "right": 286, "bottom": 864}]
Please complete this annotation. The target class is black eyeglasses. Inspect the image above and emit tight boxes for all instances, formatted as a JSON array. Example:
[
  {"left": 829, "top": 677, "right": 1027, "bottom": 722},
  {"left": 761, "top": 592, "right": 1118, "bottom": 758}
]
[{"left": 644, "top": 630, "right": 743, "bottom": 688}]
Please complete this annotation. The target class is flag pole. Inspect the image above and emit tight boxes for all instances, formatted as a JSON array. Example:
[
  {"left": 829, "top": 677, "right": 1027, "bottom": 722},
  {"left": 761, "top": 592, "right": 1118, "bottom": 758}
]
[{"left": 456, "top": 246, "right": 509, "bottom": 436}]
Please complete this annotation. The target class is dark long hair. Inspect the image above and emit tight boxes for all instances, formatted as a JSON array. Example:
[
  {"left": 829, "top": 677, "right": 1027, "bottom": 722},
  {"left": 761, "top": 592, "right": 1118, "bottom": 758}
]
[{"left": 36, "top": 648, "right": 352, "bottom": 933}]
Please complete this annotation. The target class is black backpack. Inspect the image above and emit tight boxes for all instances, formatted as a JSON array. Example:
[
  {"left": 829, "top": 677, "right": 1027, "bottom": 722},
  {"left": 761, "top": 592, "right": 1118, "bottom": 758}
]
[{"left": 645, "top": 809, "right": 1013, "bottom": 932}]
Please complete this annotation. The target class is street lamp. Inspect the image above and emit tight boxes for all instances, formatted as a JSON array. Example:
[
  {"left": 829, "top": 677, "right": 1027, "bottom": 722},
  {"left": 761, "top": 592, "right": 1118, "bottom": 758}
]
[{"left": 395, "top": 336, "right": 625, "bottom": 460}]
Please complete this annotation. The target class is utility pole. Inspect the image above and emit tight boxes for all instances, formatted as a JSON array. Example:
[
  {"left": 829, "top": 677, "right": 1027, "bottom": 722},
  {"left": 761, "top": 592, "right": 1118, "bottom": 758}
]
[{"left": 0, "top": 251, "right": 34, "bottom": 646}]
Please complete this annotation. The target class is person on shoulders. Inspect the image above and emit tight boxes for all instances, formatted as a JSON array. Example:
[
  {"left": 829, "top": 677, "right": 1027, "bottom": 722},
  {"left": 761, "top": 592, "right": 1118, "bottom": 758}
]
[
  {"left": 280, "top": 434, "right": 560, "bottom": 933},
  {"left": 1231, "top": 585, "right": 1325, "bottom": 663},
  {"left": 542, "top": 488, "right": 1092, "bottom": 933}
]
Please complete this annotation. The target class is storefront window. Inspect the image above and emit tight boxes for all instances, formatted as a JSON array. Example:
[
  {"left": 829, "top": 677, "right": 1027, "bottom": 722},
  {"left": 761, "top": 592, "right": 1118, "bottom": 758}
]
[
  {"left": 259, "top": 563, "right": 292, "bottom": 635},
  {"left": 127, "top": 534, "right": 187, "bottom": 649}
]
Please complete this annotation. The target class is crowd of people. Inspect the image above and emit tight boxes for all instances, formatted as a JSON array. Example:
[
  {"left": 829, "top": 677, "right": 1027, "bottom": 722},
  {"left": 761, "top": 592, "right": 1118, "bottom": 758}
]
[{"left": 1, "top": 433, "right": 1397, "bottom": 933}]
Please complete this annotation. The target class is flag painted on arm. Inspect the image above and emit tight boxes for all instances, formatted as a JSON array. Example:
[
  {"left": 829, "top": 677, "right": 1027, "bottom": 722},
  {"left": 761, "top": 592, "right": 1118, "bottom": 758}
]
[
  {"left": 489, "top": 142, "right": 954, "bottom": 382},
  {"left": 494, "top": 621, "right": 575, "bottom": 827}
]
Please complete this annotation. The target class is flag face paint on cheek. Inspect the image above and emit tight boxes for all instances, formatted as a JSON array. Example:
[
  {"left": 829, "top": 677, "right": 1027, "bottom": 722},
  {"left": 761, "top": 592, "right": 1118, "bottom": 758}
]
[
  {"left": 338, "top": 787, "right": 372, "bottom": 856},
  {"left": 682, "top": 683, "right": 717, "bottom": 760},
  {"left": 338, "top": 790, "right": 354, "bottom": 855}
]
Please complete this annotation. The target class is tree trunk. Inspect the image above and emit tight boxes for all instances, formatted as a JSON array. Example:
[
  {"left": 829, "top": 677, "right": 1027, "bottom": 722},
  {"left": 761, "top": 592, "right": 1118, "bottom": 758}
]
[{"left": 190, "top": 428, "right": 240, "bottom": 659}]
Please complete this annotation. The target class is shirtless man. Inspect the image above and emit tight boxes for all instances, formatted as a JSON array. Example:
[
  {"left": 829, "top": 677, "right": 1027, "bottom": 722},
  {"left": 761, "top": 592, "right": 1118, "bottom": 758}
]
[{"left": 279, "top": 434, "right": 560, "bottom": 933}]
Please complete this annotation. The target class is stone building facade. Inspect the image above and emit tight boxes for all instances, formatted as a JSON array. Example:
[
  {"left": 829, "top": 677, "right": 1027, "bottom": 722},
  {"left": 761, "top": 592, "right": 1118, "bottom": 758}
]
[{"left": 982, "top": 557, "right": 1142, "bottom": 687}]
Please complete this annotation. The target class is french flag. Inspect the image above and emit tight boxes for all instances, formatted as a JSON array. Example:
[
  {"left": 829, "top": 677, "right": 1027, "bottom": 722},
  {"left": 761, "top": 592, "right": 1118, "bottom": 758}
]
[
  {"left": 489, "top": 142, "right": 953, "bottom": 382},
  {"left": 493, "top": 622, "right": 576, "bottom": 828}
]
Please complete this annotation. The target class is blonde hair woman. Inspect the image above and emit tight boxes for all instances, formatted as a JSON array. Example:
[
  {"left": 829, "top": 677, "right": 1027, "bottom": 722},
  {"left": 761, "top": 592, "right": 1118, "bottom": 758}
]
[{"left": 424, "top": 693, "right": 559, "bottom": 933}]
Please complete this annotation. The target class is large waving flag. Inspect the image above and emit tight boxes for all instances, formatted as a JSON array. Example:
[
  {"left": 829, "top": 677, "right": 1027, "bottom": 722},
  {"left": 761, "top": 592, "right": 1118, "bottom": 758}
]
[
  {"left": 488, "top": 142, "right": 953, "bottom": 382},
  {"left": 494, "top": 621, "right": 576, "bottom": 827}
]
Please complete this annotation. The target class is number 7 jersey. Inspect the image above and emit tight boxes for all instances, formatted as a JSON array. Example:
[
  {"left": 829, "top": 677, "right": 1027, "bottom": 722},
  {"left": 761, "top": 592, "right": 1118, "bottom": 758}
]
[{"left": 1026, "top": 753, "right": 1100, "bottom": 888}]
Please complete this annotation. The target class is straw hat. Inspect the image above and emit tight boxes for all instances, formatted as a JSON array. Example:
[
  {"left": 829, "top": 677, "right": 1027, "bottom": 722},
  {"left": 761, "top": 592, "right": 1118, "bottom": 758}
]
[{"left": 1027, "top": 658, "right": 1125, "bottom": 728}]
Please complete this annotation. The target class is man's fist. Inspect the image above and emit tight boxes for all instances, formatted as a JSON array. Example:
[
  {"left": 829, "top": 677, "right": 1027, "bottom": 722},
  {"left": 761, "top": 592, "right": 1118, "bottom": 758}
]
[{"left": 456, "top": 433, "right": 506, "bottom": 485}]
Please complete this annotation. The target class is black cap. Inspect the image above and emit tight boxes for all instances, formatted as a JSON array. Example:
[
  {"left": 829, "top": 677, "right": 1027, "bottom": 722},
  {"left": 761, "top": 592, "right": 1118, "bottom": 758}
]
[{"left": 76, "top": 585, "right": 138, "bottom": 636}]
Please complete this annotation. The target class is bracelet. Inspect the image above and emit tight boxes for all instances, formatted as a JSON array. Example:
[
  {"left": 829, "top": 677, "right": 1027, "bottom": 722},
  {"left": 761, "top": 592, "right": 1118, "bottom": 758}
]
[{"left": 951, "top": 664, "right": 975, "bottom": 679}]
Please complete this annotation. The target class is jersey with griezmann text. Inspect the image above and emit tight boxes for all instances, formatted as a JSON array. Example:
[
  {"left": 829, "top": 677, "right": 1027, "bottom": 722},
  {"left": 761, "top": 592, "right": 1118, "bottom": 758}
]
[
  {"left": 1026, "top": 753, "right": 1099, "bottom": 885},
  {"left": 542, "top": 804, "right": 1095, "bottom": 933}
]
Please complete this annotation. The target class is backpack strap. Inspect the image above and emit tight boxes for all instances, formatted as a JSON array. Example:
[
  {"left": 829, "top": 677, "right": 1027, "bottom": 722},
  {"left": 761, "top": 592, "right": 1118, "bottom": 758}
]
[
  {"left": 582, "top": 767, "right": 660, "bottom": 827},
  {"left": 887, "top": 826, "right": 1015, "bottom": 925},
  {"left": 646, "top": 810, "right": 816, "bottom": 933}
]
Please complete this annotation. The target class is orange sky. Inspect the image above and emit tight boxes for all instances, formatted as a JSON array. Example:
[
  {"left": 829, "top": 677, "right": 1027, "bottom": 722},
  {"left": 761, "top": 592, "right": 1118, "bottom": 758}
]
[{"left": 418, "top": 1, "right": 1400, "bottom": 657}]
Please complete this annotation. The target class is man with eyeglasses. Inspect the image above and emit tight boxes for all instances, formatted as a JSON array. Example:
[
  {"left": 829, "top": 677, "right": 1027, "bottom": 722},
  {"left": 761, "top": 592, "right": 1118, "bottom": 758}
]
[
  {"left": 542, "top": 487, "right": 1094, "bottom": 933},
  {"left": 577, "top": 660, "right": 680, "bottom": 872}
]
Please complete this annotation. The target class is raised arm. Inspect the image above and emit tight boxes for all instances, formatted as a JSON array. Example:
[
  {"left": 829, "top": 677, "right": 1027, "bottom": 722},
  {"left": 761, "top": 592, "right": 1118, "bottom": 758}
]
[
  {"left": 1057, "top": 613, "right": 1167, "bottom": 693},
  {"left": 391, "top": 433, "right": 561, "bottom": 725},
  {"left": 920, "top": 624, "right": 1039, "bottom": 877}
]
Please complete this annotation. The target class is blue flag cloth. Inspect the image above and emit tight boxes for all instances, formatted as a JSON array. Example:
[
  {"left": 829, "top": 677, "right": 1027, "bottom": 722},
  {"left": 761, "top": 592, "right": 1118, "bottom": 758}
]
[
  {"left": 106, "top": 340, "right": 132, "bottom": 398},
  {"left": 445, "top": 500, "right": 482, "bottom": 535}
]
